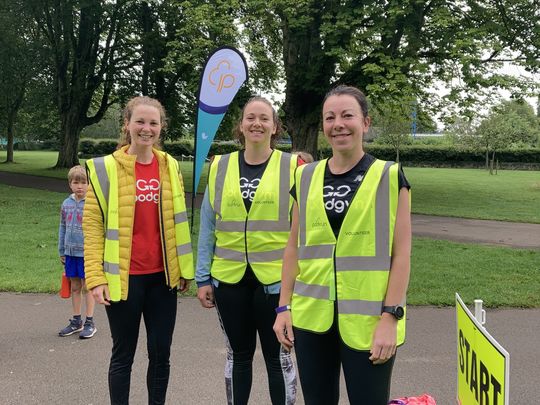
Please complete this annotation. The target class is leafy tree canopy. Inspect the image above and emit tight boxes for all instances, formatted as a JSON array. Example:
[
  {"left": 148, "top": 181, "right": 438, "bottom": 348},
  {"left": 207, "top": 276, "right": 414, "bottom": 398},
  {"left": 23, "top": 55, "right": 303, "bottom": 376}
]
[
  {"left": 477, "top": 99, "right": 540, "bottom": 149},
  {"left": 240, "top": 0, "right": 540, "bottom": 156}
]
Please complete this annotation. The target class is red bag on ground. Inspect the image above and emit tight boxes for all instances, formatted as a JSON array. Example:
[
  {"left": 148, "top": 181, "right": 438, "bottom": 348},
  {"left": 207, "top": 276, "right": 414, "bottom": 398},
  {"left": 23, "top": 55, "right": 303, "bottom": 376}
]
[
  {"left": 60, "top": 272, "right": 71, "bottom": 298},
  {"left": 389, "top": 394, "right": 436, "bottom": 405}
]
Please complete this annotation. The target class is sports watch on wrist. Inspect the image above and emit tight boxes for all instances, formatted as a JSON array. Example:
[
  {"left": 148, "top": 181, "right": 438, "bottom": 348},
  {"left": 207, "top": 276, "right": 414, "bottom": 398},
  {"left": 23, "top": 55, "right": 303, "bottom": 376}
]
[{"left": 382, "top": 305, "right": 404, "bottom": 320}]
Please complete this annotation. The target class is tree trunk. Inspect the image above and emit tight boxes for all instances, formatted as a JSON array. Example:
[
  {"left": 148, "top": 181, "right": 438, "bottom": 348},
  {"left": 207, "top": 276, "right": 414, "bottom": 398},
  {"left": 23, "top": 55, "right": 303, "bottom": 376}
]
[
  {"left": 283, "top": 90, "right": 322, "bottom": 159},
  {"left": 5, "top": 111, "right": 15, "bottom": 163},
  {"left": 56, "top": 110, "right": 82, "bottom": 168},
  {"left": 140, "top": 1, "right": 152, "bottom": 96},
  {"left": 485, "top": 149, "right": 489, "bottom": 170},
  {"left": 288, "top": 119, "right": 320, "bottom": 159},
  {"left": 396, "top": 147, "right": 400, "bottom": 163},
  {"left": 279, "top": 6, "right": 336, "bottom": 159},
  {"left": 4, "top": 81, "right": 26, "bottom": 163}
]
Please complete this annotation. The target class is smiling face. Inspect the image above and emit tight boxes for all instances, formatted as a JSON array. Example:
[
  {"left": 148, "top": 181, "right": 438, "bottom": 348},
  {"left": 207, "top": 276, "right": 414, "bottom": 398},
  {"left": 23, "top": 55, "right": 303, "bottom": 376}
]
[
  {"left": 322, "top": 94, "right": 370, "bottom": 154},
  {"left": 239, "top": 100, "right": 277, "bottom": 148},
  {"left": 125, "top": 104, "right": 162, "bottom": 151}
]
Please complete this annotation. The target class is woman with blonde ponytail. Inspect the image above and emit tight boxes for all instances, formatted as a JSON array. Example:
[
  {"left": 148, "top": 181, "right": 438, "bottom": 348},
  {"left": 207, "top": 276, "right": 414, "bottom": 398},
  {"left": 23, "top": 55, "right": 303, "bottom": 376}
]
[{"left": 84, "top": 96, "right": 193, "bottom": 405}]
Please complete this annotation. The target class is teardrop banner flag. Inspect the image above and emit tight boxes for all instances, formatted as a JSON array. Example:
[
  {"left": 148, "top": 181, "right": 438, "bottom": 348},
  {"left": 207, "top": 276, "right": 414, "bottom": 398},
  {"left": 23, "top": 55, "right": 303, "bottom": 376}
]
[{"left": 192, "top": 47, "right": 248, "bottom": 218}]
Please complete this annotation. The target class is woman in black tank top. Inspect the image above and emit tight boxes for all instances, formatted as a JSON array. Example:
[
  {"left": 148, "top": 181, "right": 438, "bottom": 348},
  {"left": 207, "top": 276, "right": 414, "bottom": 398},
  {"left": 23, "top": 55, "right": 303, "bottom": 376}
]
[
  {"left": 196, "top": 97, "right": 298, "bottom": 405},
  {"left": 275, "top": 86, "right": 412, "bottom": 405}
]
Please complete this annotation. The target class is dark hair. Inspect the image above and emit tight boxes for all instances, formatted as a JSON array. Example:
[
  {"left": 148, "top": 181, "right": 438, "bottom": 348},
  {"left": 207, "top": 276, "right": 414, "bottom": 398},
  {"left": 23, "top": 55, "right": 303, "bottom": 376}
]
[
  {"left": 118, "top": 96, "right": 167, "bottom": 148},
  {"left": 233, "top": 96, "right": 283, "bottom": 149},
  {"left": 323, "top": 85, "right": 369, "bottom": 118}
]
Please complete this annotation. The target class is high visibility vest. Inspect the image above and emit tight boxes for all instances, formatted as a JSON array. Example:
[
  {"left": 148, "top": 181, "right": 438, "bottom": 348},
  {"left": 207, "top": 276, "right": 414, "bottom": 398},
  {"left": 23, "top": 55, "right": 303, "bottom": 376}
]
[
  {"left": 208, "top": 150, "right": 296, "bottom": 284},
  {"left": 292, "top": 158, "right": 406, "bottom": 351},
  {"left": 86, "top": 152, "right": 193, "bottom": 301}
]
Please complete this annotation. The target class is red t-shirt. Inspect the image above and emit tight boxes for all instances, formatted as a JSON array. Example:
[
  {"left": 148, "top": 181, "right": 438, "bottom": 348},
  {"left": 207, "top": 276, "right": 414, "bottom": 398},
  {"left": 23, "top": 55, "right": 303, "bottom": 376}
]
[{"left": 130, "top": 157, "right": 164, "bottom": 275}]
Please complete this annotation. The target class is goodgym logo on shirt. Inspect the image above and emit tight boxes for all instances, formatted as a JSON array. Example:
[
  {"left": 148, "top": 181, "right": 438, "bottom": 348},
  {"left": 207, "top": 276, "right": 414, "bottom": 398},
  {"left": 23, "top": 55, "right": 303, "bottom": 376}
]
[
  {"left": 239, "top": 177, "right": 260, "bottom": 202},
  {"left": 323, "top": 185, "right": 351, "bottom": 214},
  {"left": 136, "top": 178, "right": 160, "bottom": 204}
]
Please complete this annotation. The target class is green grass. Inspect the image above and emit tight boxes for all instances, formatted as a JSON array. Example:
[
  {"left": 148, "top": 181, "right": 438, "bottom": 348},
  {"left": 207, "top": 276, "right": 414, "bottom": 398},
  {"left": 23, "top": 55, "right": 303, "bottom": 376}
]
[
  {"left": 0, "top": 184, "right": 65, "bottom": 293},
  {"left": 2, "top": 152, "right": 539, "bottom": 222},
  {"left": 0, "top": 150, "right": 74, "bottom": 178},
  {"left": 0, "top": 183, "right": 201, "bottom": 294},
  {"left": 1, "top": 183, "right": 539, "bottom": 307},
  {"left": 0, "top": 150, "right": 209, "bottom": 193},
  {"left": 409, "top": 238, "right": 540, "bottom": 307},
  {"left": 405, "top": 167, "right": 540, "bottom": 223}
]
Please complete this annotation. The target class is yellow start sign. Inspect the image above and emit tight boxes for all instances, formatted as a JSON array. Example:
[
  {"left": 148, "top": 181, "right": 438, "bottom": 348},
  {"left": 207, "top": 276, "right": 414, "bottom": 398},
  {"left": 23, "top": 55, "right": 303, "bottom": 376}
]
[{"left": 456, "top": 293, "right": 509, "bottom": 405}]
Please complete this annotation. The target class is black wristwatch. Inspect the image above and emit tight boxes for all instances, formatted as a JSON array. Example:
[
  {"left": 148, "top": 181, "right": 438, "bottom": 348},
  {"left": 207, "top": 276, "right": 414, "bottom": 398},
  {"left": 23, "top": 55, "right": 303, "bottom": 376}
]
[{"left": 382, "top": 305, "right": 404, "bottom": 320}]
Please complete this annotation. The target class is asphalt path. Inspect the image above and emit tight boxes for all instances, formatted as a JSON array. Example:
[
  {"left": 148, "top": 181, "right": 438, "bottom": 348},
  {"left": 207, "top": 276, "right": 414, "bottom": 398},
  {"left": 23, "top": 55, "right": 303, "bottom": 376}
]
[
  {"left": 1, "top": 171, "right": 540, "bottom": 403},
  {"left": 1, "top": 293, "right": 539, "bottom": 404},
  {"left": 1, "top": 171, "right": 539, "bottom": 249}
]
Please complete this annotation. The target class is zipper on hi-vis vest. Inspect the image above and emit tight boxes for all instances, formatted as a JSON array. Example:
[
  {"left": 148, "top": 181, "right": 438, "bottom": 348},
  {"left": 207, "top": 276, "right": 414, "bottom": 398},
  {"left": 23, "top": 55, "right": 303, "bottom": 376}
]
[
  {"left": 158, "top": 187, "right": 171, "bottom": 288},
  {"left": 243, "top": 216, "right": 249, "bottom": 266},
  {"left": 330, "top": 254, "right": 337, "bottom": 302}
]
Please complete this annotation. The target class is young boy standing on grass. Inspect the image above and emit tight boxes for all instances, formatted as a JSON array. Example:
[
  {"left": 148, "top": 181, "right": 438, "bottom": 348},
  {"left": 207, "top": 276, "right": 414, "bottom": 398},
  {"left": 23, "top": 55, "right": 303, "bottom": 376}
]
[{"left": 58, "top": 165, "right": 96, "bottom": 339}]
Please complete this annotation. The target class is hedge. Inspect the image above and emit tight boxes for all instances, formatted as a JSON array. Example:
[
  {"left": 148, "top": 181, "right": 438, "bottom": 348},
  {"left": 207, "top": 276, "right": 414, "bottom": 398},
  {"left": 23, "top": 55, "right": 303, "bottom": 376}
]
[
  {"left": 79, "top": 138, "right": 292, "bottom": 158},
  {"left": 78, "top": 138, "right": 539, "bottom": 168},
  {"left": 319, "top": 144, "right": 540, "bottom": 168}
]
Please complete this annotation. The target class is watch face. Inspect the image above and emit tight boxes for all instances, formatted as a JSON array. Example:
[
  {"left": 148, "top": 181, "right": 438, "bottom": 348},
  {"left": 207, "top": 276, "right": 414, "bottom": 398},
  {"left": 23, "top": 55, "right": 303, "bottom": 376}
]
[{"left": 395, "top": 306, "right": 404, "bottom": 319}]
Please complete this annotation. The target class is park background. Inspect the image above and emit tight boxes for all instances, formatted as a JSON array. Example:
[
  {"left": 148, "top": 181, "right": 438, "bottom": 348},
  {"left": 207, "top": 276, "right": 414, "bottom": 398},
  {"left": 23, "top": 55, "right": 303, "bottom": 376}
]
[{"left": 1, "top": 1, "right": 539, "bottom": 403}]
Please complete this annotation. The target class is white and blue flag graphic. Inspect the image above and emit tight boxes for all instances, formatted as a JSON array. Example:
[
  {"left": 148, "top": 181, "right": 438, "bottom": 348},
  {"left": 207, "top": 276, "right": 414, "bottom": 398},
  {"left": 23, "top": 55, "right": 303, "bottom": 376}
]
[{"left": 193, "top": 47, "right": 248, "bottom": 195}]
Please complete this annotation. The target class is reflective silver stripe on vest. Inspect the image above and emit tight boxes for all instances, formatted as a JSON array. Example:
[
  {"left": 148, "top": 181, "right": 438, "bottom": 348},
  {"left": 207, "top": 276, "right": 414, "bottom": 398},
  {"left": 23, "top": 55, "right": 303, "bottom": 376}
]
[
  {"left": 176, "top": 242, "right": 193, "bottom": 256},
  {"left": 213, "top": 154, "right": 230, "bottom": 217},
  {"left": 215, "top": 219, "right": 291, "bottom": 232},
  {"left": 216, "top": 221, "right": 245, "bottom": 232},
  {"left": 246, "top": 220, "right": 289, "bottom": 232},
  {"left": 338, "top": 299, "right": 383, "bottom": 316},
  {"left": 298, "top": 162, "right": 318, "bottom": 247},
  {"left": 335, "top": 256, "right": 391, "bottom": 270},
  {"left": 248, "top": 248, "right": 285, "bottom": 262},
  {"left": 106, "top": 229, "right": 119, "bottom": 240},
  {"left": 276, "top": 152, "right": 292, "bottom": 227},
  {"left": 214, "top": 152, "right": 292, "bottom": 232},
  {"left": 92, "top": 157, "right": 110, "bottom": 203},
  {"left": 376, "top": 161, "right": 392, "bottom": 260},
  {"left": 174, "top": 211, "right": 188, "bottom": 224},
  {"left": 104, "top": 262, "right": 120, "bottom": 275},
  {"left": 336, "top": 160, "right": 393, "bottom": 271},
  {"left": 298, "top": 161, "right": 394, "bottom": 271},
  {"left": 92, "top": 157, "right": 117, "bottom": 276},
  {"left": 298, "top": 244, "right": 334, "bottom": 260},
  {"left": 293, "top": 280, "right": 329, "bottom": 299},
  {"left": 214, "top": 246, "right": 246, "bottom": 262}
]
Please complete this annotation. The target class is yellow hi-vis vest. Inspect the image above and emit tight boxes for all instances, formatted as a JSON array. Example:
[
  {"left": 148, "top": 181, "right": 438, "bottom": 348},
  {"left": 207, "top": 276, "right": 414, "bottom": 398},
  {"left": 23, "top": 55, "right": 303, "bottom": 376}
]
[
  {"left": 208, "top": 150, "right": 296, "bottom": 285},
  {"left": 86, "top": 152, "right": 193, "bottom": 301},
  {"left": 292, "top": 158, "right": 406, "bottom": 351}
]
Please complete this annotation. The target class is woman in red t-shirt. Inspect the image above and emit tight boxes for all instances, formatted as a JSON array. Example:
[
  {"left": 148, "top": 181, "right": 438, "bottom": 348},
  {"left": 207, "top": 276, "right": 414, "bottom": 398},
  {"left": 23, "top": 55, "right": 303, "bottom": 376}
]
[{"left": 84, "top": 96, "right": 192, "bottom": 405}]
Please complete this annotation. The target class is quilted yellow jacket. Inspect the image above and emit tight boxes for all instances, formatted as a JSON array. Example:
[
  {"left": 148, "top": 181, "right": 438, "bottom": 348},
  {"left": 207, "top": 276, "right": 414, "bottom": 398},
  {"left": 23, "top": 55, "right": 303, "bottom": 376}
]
[{"left": 83, "top": 146, "right": 190, "bottom": 300}]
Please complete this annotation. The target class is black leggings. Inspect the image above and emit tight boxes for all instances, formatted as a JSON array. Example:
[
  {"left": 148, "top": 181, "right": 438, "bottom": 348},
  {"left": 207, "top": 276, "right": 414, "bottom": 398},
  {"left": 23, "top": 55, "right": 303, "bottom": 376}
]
[
  {"left": 105, "top": 272, "right": 177, "bottom": 405},
  {"left": 213, "top": 271, "right": 296, "bottom": 405},
  {"left": 294, "top": 322, "right": 395, "bottom": 405}
]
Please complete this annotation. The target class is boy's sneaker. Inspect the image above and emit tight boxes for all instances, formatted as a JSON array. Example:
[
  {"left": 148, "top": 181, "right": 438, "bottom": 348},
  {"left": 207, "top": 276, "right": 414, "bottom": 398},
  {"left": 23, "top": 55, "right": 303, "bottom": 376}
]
[
  {"left": 58, "top": 318, "right": 83, "bottom": 337},
  {"left": 79, "top": 320, "right": 96, "bottom": 339}
]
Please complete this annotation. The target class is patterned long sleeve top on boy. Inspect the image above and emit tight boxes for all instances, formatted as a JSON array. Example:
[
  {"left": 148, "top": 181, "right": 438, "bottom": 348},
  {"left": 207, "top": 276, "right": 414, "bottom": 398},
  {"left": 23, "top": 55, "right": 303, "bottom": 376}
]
[{"left": 58, "top": 194, "right": 85, "bottom": 257}]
